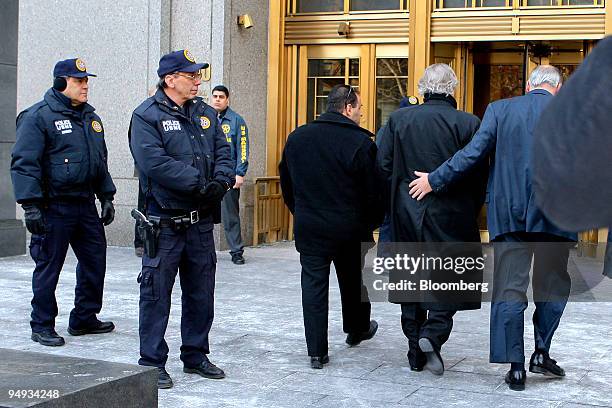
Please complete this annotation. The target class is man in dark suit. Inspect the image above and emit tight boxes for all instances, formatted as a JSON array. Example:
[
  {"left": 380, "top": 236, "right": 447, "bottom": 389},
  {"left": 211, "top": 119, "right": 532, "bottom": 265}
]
[
  {"left": 377, "top": 64, "right": 487, "bottom": 375},
  {"left": 409, "top": 65, "right": 576, "bottom": 391},
  {"left": 279, "top": 85, "right": 383, "bottom": 369}
]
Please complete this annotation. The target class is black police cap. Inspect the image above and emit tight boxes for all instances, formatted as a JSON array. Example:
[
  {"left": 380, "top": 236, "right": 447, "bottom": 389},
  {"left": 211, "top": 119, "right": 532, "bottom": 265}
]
[
  {"left": 53, "top": 58, "right": 97, "bottom": 78},
  {"left": 157, "top": 49, "right": 209, "bottom": 77}
]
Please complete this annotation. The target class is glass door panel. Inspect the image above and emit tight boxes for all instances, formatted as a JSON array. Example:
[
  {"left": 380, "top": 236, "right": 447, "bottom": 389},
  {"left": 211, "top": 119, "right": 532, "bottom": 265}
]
[
  {"left": 306, "top": 58, "right": 360, "bottom": 122},
  {"left": 375, "top": 58, "right": 409, "bottom": 133}
]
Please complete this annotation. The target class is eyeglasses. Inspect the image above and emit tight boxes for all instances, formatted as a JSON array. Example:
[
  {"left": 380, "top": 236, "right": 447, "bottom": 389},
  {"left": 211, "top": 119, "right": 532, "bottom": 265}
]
[
  {"left": 345, "top": 85, "right": 355, "bottom": 107},
  {"left": 173, "top": 71, "right": 202, "bottom": 81}
]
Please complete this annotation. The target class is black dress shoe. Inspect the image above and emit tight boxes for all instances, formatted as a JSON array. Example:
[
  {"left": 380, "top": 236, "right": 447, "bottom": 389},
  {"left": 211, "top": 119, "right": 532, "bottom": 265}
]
[
  {"left": 231, "top": 254, "right": 245, "bottom": 265},
  {"left": 183, "top": 357, "right": 225, "bottom": 379},
  {"left": 418, "top": 337, "right": 444, "bottom": 376},
  {"left": 346, "top": 320, "right": 378, "bottom": 346},
  {"left": 68, "top": 320, "right": 115, "bottom": 336},
  {"left": 408, "top": 349, "right": 426, "bottom": 372},
  {"left": 310, "top": 355, "right": 330, "bottom": 369},
  {"left": 31, "top": 330, "right": 65, "bottom": 347},
  {"left": 505, "top": 369, "right": 526, "bottom": 391},
  {"left": 157, "top": 367, "right": 173, "bottom": 389},
  {"left": 529, "top": 350, "right": 565, "bottom": 377}
]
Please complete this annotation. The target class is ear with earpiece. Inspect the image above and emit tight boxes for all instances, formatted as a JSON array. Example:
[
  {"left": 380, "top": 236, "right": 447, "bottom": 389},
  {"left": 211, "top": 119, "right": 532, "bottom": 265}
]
[{"left": 53, "top": 77, "right": 67, "bottom": 92}]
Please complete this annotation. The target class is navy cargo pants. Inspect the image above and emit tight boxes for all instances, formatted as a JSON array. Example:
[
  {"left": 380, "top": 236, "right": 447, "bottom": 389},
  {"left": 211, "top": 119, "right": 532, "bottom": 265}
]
[
  {"left": 138, "top": 219, "right": 217, "bottom": 368},
  {"left": 29, "top": 199, "right": 107, "bottom": 332}
]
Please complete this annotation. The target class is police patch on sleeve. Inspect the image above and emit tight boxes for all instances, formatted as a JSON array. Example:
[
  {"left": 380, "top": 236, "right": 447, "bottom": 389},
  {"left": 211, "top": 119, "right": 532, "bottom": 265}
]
[
  {"left": 184, "top": 50, "right": 196, "bottom": 63},
  {"left": 91, "top": 120, "right": 103, "bottom": 133},
  {"left": 222, "top": 124, "right": 231, "bottom": 134},
  {"left": 200, "top": 116, "right": 211, "bottom": 130},
  {"left": 76, "top": 58, "right": 87, "bottom": 72}
]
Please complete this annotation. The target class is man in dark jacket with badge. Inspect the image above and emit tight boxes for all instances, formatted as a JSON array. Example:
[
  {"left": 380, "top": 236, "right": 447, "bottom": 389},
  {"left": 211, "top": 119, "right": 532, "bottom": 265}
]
[
  {"left": 377, "top": 64, "right": 487, "bottom": 376},
  {"left": 129, "top": 49, "right": 234, "bottom": 389},
  {"left": 409, "top": 65, "right": 576, "bottom": 391},
  {"left": 11, "top": 58, "right": 116, "bottom": 347},
  {"left": 279, "top": 84, "right": 383, "bottom": 369},
  {"left": 211, "top": 85, "right": 250, "bottom": 265}
]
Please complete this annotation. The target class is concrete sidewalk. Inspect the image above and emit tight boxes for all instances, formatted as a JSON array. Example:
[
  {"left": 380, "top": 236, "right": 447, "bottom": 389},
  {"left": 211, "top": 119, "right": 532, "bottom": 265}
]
[{"left": 0, "top": 242, "right": 611, "bottom": 407}]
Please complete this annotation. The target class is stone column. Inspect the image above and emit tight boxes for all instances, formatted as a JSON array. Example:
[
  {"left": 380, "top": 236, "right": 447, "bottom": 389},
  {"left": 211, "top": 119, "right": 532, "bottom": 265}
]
[{"left": 0, "top": 0, "right": 25, "bottom": 257}]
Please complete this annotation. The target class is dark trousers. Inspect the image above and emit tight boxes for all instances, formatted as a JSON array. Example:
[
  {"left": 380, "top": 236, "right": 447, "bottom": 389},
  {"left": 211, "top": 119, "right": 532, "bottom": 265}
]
[
  {"left": 138, "top": 222, "right": 217, "bottom": 368},
  {"left": 300, "top": 246, "right": 371, "bottom": 357},
  {"left": 221, "top": 188, "right": 243, "bottom": 256},
  {"left": 400, "top": 303, "right": 455, "bottom": 364},
  {"left": 490, "top": 232, "right": 572, "bottom": 363},
  {"left": 29, "top": 199, "right": 107, "bottom": 332}
]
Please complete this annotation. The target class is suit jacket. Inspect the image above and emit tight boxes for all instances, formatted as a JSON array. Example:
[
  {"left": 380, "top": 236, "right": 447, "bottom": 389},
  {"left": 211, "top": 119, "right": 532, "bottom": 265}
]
[{"left": 429, "top": 90, "right": 577, "bottom": 241}]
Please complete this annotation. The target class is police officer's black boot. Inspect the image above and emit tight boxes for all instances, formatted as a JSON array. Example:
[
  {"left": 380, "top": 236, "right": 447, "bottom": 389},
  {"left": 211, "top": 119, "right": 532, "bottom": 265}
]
[
  {"left": 183, "top": 356, "right": 225, "bottom": 379},
  {"left": 31, "top": 330, "right": 65, "bottom": 347},
  {"left": 157, "top": 367, "right": 173, "bottom": 389},
  {"left": 67, "top": 320, "right": 115, "bottom": 336}
]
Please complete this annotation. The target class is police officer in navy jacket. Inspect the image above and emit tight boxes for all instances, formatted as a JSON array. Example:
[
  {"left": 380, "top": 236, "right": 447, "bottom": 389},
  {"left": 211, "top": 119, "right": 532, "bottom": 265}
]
[
  {"left": 129, "top": 49, "right": 234, "bottom": 389},
  {"left": 11, "top": 58, "right": 117, "bottom": 347}
]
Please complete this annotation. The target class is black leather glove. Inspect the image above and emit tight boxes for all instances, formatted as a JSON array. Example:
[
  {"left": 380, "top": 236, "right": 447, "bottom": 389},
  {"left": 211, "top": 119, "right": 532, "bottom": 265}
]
[
  {"left": 198, "top": 180, "right": 229, "bottom": 204},
  {"left": 100, "top": 200, "right": 115, "bottom": 226},
  {"left": 22, "top": 204, "right": 45, "bottom": 235}
]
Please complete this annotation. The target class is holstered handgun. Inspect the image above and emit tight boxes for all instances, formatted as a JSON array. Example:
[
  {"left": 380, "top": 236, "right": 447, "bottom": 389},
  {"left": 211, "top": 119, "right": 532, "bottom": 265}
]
[{"left": 131, "top": 209, "right": 160, "bottom": 258}]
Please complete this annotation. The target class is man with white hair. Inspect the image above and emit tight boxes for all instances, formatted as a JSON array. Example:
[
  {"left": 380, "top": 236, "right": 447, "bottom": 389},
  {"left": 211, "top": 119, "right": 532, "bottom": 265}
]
[
  {"left": 409, "top": 65, "right": 576, "bottom": 391},
  {"left": 377, "top": 64, "right": 487, "bottom": 376}
]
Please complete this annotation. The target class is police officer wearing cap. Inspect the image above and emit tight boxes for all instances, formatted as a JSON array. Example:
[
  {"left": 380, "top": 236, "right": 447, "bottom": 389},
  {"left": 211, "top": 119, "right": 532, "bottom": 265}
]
[
  {"left": 129, "top": 49, "right": 234, "bottom": 389},
  {"left": 11, "top": 58, "right": 117, "bottom": 347}
]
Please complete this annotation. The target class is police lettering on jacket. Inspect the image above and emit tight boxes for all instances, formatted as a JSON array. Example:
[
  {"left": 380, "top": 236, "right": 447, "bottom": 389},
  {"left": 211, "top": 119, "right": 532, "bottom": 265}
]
[
  {"left": 11, "top": 88, "right": 116, "bottom": 203},
  {"left": 218, "top": 107, "right": 249, "bottom": 177},
  {"left": 129, "top": 89, "right": 234, "bottom": 211}
]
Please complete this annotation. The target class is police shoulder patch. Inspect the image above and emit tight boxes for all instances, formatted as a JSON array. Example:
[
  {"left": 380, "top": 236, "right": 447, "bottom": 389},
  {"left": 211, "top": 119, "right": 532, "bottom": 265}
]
[
  {"left": 409, "top": 96, "right": 418, "bottom": 105},
  {"left": 200, "top": 116, "right": 211, "bottom": 130},
  {"left": 222, "top": 124, "right": 231, "bottom": 134},
  {"left": 184, "top": 49, "right": 196, "bottom": 63},
  {"left": 76, "top": 58, "right": 87, "bottom": 72},
  {"left": 91, "top": 120, "right": 103, "bottom": 133}
]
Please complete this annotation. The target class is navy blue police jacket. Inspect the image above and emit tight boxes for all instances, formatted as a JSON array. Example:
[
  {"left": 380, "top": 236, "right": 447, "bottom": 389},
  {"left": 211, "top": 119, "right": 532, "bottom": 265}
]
[
  {"left": 11, "top": 88, "right": 116, "bottom": 204},
  {"left": 218, "top": 107, "right": 249, "bottom": 177},
  {"left": 129, "top": 88, "right": 234, "bottom": 214}
]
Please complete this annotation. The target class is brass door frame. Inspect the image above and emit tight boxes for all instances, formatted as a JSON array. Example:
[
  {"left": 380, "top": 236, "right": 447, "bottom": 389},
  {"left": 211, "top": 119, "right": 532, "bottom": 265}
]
[{"left": 297, "top": 44, "right": 409, "bottom": 133}]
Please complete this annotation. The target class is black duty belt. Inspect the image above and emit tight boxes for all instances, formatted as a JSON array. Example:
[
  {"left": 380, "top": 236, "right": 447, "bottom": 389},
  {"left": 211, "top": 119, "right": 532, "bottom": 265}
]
[{"left": 154, "top": 210, "right": 202, "bottom": 230}]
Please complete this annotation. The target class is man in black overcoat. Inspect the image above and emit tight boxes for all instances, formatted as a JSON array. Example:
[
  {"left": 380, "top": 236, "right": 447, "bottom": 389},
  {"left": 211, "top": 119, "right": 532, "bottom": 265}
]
[
  {"left": 279, "top": 85, "right": 383, "bottom": 369},
  {"left": 377, "top": 64, "right": 487, "bottom": 375}
]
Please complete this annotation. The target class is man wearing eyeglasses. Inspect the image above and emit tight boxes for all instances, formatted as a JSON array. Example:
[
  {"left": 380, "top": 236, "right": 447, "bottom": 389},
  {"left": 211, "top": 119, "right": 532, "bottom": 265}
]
[
  {"left": 279, "top": 84, "right": 383, "bottom": 369},
  {"left": 129, "top": 49, "right": 234, "bottom": 389}
]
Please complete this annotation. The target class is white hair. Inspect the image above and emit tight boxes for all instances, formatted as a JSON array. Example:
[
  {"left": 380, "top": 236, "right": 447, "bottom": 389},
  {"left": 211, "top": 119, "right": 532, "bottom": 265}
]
[
  {"left": 417, "top": 63, "right": 458, "bottom": 96},
  {"left": 528, "top": 65, "right": 562, "bottom": 89}
]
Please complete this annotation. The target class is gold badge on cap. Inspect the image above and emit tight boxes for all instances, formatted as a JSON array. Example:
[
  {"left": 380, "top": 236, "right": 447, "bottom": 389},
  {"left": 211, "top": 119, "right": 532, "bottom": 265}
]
[
  {"left": 222, "top": 124, "right": 231, "bottom": 134},
  {"left": 409, "top": 96, "right": 418, "bottom": 105},
  {"left": 91, "top": 120, "right": 103, "bottom": 133},
  {"left": 184, "top": 50, "right": 196, "bottom": 63},
  {"left": 75, "top": 58, "right": 87, "bottom": 72},
  {"left": 200, "top": 116, "right": 211, "bottom": 130}
]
